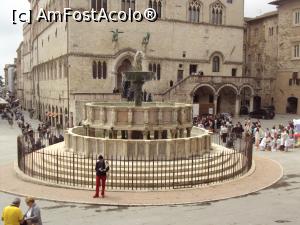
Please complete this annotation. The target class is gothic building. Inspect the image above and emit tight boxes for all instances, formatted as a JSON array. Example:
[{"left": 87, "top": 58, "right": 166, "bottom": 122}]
[
  {"left": 245, "top": 0, "right": 300, "bottom": 115},
  {"left": 16, "top": 0, "right": 300, "bottom": 128}
]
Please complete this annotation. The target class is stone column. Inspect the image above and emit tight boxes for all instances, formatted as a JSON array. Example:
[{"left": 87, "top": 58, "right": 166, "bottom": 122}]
[
  {"left": 186, "top": 127, "right": 192, "bottom": 137},
  {"left": 111, "top": 109, "right": 116, "bottom": 126},
  {"left": 179, "top": 129, "right": 185, "bottom": 138},
  {"left": 250, "top": 95, "right": 254, "bottom": 112},
  {"left": 100, "top": 108, "right": 105, "bottom": 125},
  {"left": 170, "top": 129, "right": 177, "bottom": 139},
  {"left": 133, "top": 80, "right": 144, "bottom": 107},
  {"left": 144, "top": 109, "right": 149, "bottom": 125},
  {"left": 158, "top": 109, "right": 163, "bottom": 125},
  {"left": 127, "top": 130, "right": 132, "bottom": 139},
  {"left": 143, "top": 130, "right": 149, "bottom": 139},
  {"left": 157, "top": 130, "right": 162, "bottom": 139},
  {"left": 235, "top": 95, "right": 241, "bottom": 117},
  {"left": 172, "top": 110, "right": 178, "bottom": 124},
  {"left": 214, "top": 95, "right": 218, "bottom": 115},
  {"left": 128, "top": 109, "right": 133, "bottom": 126}
]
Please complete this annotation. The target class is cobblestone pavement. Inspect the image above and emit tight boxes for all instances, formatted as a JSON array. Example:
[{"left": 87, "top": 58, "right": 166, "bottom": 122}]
[{"left": 1, "top": 114, "right": 300, "bottom": 225}]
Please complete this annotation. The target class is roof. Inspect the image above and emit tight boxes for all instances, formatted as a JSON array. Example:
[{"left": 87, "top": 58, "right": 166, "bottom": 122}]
[
  {"left": 269, "top": 0, "right": 289, "bottom": 5},
  {"left": 246, "top": 11, "right": 278, "bottom": 22}
]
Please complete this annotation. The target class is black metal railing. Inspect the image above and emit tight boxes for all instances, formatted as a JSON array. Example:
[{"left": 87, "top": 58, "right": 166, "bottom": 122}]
[{"left": 17, "top": 134, "right": 253, "bottom": 190}]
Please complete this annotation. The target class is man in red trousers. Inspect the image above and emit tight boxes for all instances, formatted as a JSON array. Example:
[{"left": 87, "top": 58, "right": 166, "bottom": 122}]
[{"left": 93, "top": 155, "right": 109, "bottom": 198}]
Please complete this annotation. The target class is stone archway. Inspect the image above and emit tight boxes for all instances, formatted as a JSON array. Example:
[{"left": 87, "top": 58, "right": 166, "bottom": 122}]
[
  {"left": 286, "top": 97, "right": 298, "bottom": 114},
  {"left": 217, "top": 85, "right": 238, "bottom": 115},
  {"left": 116, "top": 58, "right": 132, "bottom": 96},
  {"left": 239, "top": 85, "right": 255, "bottom": 115},
  {"left": 253, "top": 96, "right": 262, "bottom": 111},
  {"left": 192, "top": 84, "right": 216, "bottom": 115}
]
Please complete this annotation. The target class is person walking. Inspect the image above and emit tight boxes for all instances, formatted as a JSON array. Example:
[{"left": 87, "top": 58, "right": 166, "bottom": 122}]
[
  {"left": 93, "top": 155, "right": 109, "bottom": 198},
  {"left": 23, "top": 197, "right": 42, "bottom": 225},
  {"left": 1, "top": 198, "right": 24, "bottom": 225},
  {"left": 254, "top": 128, "right": 260, "bottom": 150}
]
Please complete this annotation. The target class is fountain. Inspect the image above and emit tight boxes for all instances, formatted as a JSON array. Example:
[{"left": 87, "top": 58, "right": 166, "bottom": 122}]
[
  {"left": 124, "top": 51, "right": 155, "bottom": 107},
  {"left": 17, "top": 51, "right": 253, "bottom": 190}
]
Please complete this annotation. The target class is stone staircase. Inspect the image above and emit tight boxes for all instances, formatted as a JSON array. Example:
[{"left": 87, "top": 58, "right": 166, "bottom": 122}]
[
  {"left": 22, "top": 147, "right": 250, "bottom": 190},
  {"left": 155, "top": 75, "right": 260, "bottom": 103}
]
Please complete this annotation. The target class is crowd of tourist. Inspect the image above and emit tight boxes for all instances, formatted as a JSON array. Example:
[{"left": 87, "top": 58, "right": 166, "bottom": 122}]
[
  {"left": 194, "top": 114, "right": 297, "bottom": 152},
  {"left": 1, "top": 96, "right": 64, "bottom": 152},
  {"left": 252, "top": 121, "right": 296, "bottom": 152}
]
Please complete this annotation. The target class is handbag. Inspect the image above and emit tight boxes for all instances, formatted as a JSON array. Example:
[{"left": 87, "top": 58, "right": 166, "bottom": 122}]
[{"left": 20, "top": 220, "right": 28, "bottom": 225}]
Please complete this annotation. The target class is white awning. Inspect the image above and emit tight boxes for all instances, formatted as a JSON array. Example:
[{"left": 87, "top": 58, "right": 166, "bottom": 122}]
[{"left": 0, "top": 98, "right": 8, "bottom": 105}]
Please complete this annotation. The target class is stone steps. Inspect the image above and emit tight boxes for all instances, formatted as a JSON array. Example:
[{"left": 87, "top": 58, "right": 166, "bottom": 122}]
[
  {"left": 30, "top": 151, "right": 236, "bottom": 172},
  {"left": 25, "top": 149, "right": 242, "bottom": 174},
  {"left": 24, "top": 166, "right": 247, "bottom": 189},
  {"left": 23, "top": 153, "right": 246, "bottom": 189}
]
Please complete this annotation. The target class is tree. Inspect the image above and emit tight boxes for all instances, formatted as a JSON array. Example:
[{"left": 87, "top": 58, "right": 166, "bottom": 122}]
[{"left": 0, "top": 75, "right": 3, "bottom": 87}]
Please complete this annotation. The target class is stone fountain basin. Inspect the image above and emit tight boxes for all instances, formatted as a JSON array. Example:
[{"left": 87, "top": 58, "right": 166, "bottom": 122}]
[
  {"left": 64, "top": 127, "right": 211, "bottom": 160},
  {"left": 82, "top": 102, "right": 193, "bottom": 130}
]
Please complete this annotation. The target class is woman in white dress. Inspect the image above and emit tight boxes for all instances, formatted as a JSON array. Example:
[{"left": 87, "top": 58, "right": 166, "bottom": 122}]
[{"left": 255, "top": 128, "right": 260, "bottom": 150}]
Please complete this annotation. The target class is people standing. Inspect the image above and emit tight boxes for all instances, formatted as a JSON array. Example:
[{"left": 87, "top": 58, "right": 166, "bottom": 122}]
[
  {"left": 254, "top": 128, "right": 260, "bottom": 150},
  {"left": 24, "top": 197, "right": 42, "bottom": 225},
  {"left": 220, "top": 124, "right": 228, "bottom": 144},
  {"left": 1, "top": 198, "right": 24, "bottom": 225},
  {"left": 94, "top": 155, "right": 109, "bottom": 198}
]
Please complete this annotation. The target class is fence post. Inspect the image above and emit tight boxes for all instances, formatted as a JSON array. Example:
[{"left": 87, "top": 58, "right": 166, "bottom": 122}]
[
  {"left": 31, "top": 150, "right": 34, "bottom": 177},
  {"left": 132, "top": 155, "right": 134, "bottom": 190},
  {"left": 42, "top": 150, "right": 45, "bottom": 180},
  {"left": 56, "top": 151, "right": 59, "bottom": 184},
  {"left": 207, "top": 152, "right": 210, "bottom": 183},
  {"left": 172, "top": 157, "right": 175, "bottom": 189},
  {"left": 191, "top": 154, "right": 194, "bottom": 187},
  {"left": 91, "top": 154, "right": 94, "bottom": 189},
  {"left": 152, "top": 157, "right": 155, "bottom": 190},
  {"left": 73, "top": 152, "right": 75, "bottom": 186}
]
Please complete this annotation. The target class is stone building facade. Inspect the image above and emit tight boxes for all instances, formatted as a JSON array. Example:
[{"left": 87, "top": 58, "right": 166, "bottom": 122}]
[
  {"left": 16, "top": 43, "right": 24, "bottom": 106},
  {"left": 16, "top": 0, "right": 258, "bottom": 127},
  {"left": 18, "top": 0, "right": 300, "bottom": 127},
  {"left": 245, "top": 0, "right": 300, "bottom": 115},
  {"left": 3, "top": 63, "right": 16, "bottom": 96}
]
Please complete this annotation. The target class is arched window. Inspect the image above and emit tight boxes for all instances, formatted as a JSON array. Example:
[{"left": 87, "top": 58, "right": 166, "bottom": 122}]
[
  {"left": 211, "top": 2, "right": 224, "bottom": 25},
  {"left": 149, "top": 63, "right": 161, "bottom": 80},
  {"left": 50, "top": 64, "right": 53, "bottom": 80},
  {"left": 212, "top": 56, "right": 220, "bottom": 72},
  {"left": 59, "top": 61, "right": 62, "bottom": 79},
  {"left": 97, "top": 61, "right": 102, "bottom": 79},
  {"left": 157, "top": 64, "right": 161, "bottom": 80},
  {"left": 91, "top": 0, "right": 107, "bottom": 11},
  {"left": 122, "top": 0, "right": 125, "bottom": 11},
  {"left": 153, "top": 1, "right": 157, "bottom": 13},
  {"left": 122, "top": 0, "right": 135, "bottom": 13},
  {"left": 157, "top": 1, "right": 162, "bottom": 18},
  {"left": 92, "top": 61, "right": 97, "bottom": 79},
  {"left": 188, "top": 0, "right": 201, "bottom": 23},
  {"left": 103, "top": 62, "right": 107, "bottom": 79},
  {"left": 149, "top": 0, "right": 162, "bottom": 19}
]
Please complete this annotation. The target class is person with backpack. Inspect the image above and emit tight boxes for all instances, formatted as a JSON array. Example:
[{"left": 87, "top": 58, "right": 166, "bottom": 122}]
[{"left": 93, "top": 155, "right": 109, "bottom": 198}]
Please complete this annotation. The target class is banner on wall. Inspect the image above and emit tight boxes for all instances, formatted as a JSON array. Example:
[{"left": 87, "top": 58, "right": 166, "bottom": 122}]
[{"left": 193, "top": 104, "right": 199, "bottom": 118}]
